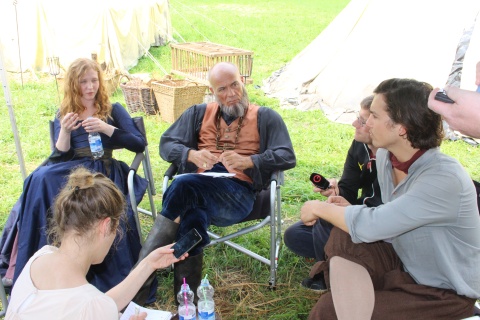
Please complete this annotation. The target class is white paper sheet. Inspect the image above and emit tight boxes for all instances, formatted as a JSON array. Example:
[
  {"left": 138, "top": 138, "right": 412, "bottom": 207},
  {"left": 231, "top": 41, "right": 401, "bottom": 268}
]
[
  {"left": 120, "top": 301, "right": 172, "bottom": 320},
  {"left": 173, "top": 172, "right": 236, "bottom": 179}
]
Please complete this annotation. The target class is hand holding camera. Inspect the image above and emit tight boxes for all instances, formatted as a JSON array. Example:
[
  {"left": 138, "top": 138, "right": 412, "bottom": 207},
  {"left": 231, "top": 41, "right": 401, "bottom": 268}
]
[{"left": 310, "top": 173, "right": 338, "bottom": 197}]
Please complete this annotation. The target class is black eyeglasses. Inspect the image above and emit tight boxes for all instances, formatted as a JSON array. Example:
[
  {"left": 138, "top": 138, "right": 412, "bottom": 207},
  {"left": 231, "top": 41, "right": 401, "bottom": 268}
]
[{"left": 356, "top": 113, "right": 367, "bottom": 127}]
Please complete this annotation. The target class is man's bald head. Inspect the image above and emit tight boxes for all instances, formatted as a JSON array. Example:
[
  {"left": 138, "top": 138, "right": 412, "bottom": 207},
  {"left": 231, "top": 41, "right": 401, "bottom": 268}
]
[
  {"left": 208, "top": 62, "right": 249, "bottom": 118},
  {"left": 208, "top": 62, "right": 241, "bottom": 86}
]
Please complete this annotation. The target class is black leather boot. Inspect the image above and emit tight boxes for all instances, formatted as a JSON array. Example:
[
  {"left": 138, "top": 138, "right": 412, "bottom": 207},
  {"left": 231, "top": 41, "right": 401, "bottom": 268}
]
[
  {"left": 132, "top": 215, "right": 179, "bottom": 306},
  {"left": 173, "top": 251, "right": 203, "bottom": 306}
]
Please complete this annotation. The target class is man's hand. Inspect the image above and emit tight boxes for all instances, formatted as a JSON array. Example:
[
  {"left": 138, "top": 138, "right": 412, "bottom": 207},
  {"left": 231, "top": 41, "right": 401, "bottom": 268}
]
[
  {"left": 188, "top": 149, "right": 218, "bottom": 170},
  {"left": 313, "top": 178, "right": 339, "bottom": 197},
  {"left": 327, "top": 195, "right": 351, "bottom": 207},
  {"left": 218, "top": 151, "right": 253, "bottom": 171},
  {"left": 300, "top": 200, "right": 323, "bottom": 226},
  {"left": 428, "top": 87, "right": 480, "bottom": 139}
]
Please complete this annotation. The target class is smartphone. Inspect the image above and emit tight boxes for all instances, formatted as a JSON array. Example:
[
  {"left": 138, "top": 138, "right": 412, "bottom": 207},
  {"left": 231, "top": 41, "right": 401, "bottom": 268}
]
[
  {"left": 310, "top": 173, "right": 330, "bottom": 190},
  {"left": 171, "top": 228, "right": 203, "bottom": 259}
]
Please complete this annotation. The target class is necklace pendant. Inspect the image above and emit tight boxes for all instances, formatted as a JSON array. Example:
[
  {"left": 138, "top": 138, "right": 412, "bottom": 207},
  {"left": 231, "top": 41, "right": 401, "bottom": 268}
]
[{"left": 226, "top": 128, "right": 230, "bottom": 132}]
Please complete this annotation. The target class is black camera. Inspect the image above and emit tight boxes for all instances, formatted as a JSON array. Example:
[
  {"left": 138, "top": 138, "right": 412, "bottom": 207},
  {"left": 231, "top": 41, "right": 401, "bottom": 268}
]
[{"left": 310, "top": 173, "right": 330, "bottom": 190}]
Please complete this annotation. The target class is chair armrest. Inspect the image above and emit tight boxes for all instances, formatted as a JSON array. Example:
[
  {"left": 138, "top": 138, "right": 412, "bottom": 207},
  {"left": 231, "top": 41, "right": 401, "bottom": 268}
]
[
  {"left": 164, "top": 163, "right": 179, "bottom": 179},
  {"left": 130, "top": 152, "right": 145, "bottom": 172},
  {"left": 269, "top": 171, "right": 284, "bottom": 186}
]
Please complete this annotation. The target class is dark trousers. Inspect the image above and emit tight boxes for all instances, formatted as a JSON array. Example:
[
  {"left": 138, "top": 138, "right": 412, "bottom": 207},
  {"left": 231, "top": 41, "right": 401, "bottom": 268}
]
[
  {"left": 161, "top": 171, "right": 255, "bottom": 256},
  {"left": 283, "top": 219, "right": 333, "bottom": 261}
]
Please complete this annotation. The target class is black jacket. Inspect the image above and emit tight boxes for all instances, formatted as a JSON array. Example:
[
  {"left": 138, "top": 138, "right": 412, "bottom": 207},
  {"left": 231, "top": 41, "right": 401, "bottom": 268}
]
[{"left": 337, "top": 140, "right": 382, "bottom": 207}]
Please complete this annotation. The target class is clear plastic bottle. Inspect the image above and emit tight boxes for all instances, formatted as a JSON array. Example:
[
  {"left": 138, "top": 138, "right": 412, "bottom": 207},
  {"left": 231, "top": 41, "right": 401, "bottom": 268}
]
[
  {"left": 87, "top": 118, "right": 104, "bottom": 159},
  {"left": 197, "top": 277, "right": 215, "bottom": 320},
  {"left": 177, "top": 281, "right": 196, "bottom": 320}
]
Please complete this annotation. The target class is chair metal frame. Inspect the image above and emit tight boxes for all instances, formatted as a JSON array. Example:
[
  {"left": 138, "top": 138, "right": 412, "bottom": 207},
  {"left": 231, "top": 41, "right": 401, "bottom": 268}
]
[
  {"left": 127, "top": 117, "right": 157, "bottom": 243},
  {"left": 156, "top": 165, "right": 284, "bottom": 289}
]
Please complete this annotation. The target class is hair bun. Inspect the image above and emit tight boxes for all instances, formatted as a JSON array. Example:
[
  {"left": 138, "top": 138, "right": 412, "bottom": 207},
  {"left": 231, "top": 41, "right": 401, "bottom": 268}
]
[{"left": 67, "top": 167, "right": 94, "bottom": 190}]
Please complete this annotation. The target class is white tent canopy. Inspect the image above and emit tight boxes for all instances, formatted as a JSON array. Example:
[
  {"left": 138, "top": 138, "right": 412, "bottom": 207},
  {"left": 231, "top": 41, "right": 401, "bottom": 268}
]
[
  {"left": 0, "top": 0, "right": 172, "bottom": 74},
  {"left": 263, "top": 0, "right": 480, "bottom": 124}
]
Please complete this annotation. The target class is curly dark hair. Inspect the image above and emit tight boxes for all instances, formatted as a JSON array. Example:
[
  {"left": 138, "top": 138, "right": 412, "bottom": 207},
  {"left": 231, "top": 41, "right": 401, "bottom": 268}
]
[{"left": 374, "top": 78, "right": 443, "bottom": 149}]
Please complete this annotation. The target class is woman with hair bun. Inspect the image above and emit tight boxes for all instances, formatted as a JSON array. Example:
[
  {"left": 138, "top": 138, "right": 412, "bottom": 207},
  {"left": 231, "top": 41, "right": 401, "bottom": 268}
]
[{"left": 6, "top": 167, "right": 186, "bottom": 319}]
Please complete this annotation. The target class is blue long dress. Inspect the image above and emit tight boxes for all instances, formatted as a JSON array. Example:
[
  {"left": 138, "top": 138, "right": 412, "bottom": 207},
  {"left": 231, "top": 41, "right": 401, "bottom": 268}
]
[{"left": 3, "top": 103, "right": 153, "bottom": 299}]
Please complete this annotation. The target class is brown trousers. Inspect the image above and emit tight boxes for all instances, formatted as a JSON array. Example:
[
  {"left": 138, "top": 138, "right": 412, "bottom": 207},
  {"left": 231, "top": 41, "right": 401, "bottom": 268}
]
[{"left": 308, "top": 227, "right": 476, "bottom": 320}]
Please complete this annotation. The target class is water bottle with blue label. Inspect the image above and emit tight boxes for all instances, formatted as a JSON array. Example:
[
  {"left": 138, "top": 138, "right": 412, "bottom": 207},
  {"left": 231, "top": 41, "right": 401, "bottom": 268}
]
[
  {"left": 87, "top": 117, "right": 104, "bottom": 159},
  {"left": 197, "top": 276, "right": 215, "bottom": 320}
]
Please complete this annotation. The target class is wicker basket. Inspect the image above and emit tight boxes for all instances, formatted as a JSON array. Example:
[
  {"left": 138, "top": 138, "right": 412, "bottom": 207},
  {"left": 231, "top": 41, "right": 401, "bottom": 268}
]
[
  {"left": 152, "top": 79, "right": 208, "bottom": 123},
  {"left": 120, "top": 78, "right": 158, "bottom": 115}
]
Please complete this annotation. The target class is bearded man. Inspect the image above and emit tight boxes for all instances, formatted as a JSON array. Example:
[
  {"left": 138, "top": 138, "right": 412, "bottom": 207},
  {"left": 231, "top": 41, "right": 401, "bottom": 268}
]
[{"left": 133, "top": 62, "right": 296, "bottom": 305}]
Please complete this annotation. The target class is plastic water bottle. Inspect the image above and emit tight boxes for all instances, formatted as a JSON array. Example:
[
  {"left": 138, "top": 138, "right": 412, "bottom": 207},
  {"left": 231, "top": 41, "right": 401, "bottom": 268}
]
[
  {"left": 177, "top": 279, "right": 196, "bottom": 320},
  {"left": 197, "top": 276, "right": 215, "bottom": 320},
  {"left": 87, "top": 118, "right": 104, "bottom": 159}
]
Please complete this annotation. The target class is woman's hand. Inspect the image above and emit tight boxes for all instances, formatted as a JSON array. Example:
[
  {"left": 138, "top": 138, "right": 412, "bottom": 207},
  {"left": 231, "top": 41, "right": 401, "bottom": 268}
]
[
  {"left": 60, "top": 112, "right": 82, "bottom": 134},
  {"left": 82, "top": 117, "right": 115, "bottom": 136},
  {"left": 146, "top": 244, "right": 188, "bottom": 270},
  {"left": 129, "top": 312, "right": 147, "bottom": 320}
]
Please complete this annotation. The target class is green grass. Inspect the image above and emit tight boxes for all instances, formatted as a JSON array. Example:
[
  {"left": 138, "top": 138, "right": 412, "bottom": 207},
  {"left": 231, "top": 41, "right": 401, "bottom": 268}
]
[{"left": 1, "top": 0, "right": 479, "bottom": 318}]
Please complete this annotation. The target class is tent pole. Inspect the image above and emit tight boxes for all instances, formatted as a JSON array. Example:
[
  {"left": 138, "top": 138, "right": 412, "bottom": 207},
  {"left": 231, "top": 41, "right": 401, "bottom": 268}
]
[
  {"left": 0, "top": 47, "right": 27, "bottom": 181},
  {"left": 14, "top": 0, "right": 24, "bottom": 88}
]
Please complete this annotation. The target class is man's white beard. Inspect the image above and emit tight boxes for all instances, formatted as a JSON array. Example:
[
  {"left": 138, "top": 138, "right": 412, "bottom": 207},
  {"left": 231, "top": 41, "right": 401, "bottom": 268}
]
[{"left": 217, "top": 90, "right": 249, "bottom": 118}]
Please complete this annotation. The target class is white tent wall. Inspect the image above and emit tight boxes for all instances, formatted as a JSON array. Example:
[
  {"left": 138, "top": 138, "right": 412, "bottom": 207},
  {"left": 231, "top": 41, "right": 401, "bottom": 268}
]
[
  {"left": 460, "top": 14, "right": 480, "bottom": 90},
  {"left": 263, "top": 0, "right": 480, "bottom": 124},
  {"left": 0, "top": 0, "right": 172, "bottom": 74}
]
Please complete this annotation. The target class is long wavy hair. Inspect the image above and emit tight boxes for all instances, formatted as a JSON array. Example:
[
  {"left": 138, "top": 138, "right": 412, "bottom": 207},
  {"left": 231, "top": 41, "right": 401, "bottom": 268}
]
[{"left": 58, "top": 58, "right": 111, "bottom": 121}]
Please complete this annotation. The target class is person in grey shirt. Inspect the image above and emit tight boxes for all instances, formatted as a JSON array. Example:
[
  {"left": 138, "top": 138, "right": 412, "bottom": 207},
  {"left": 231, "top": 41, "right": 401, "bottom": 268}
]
[{"left": 301, "top": 78, "right": 480, "bottom": 320}]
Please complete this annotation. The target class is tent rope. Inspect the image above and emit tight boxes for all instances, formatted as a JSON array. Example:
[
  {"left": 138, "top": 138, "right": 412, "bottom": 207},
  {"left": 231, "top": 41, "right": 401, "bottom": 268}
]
[
  {"left": 172, "top": 0, "right": 239, "bottom": 36},
  {"left": 127, "top": 31, "right": 169, "bottom": 75},
  {"left": 170, "top": 4, "right": 210, "bottom": 42}
]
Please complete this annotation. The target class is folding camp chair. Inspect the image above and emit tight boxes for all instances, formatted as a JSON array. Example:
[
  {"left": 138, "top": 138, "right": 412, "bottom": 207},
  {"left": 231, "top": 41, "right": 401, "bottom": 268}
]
[
  {"left": 158, "top": 164, "right": 284, "bottom": 289},
  {"left": 48, "top": 116, "right": 157, "bottom": 244}
]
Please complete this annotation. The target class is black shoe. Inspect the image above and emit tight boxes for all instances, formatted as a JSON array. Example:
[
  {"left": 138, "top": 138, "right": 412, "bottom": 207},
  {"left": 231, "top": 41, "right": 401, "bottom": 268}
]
[{"left": 301, "top": 276, "right": 327, "bottom": 292}]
